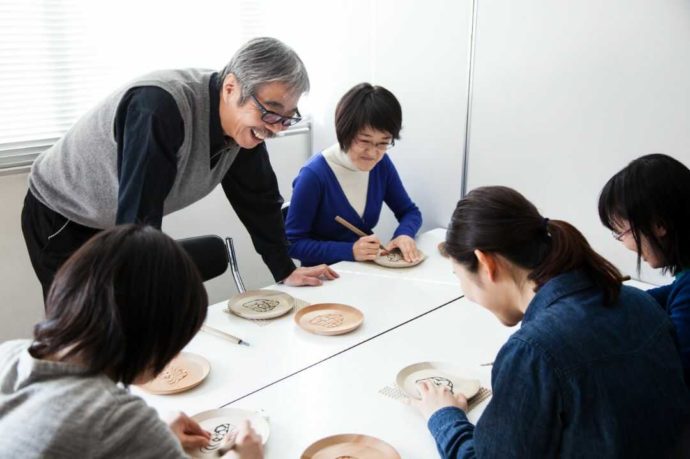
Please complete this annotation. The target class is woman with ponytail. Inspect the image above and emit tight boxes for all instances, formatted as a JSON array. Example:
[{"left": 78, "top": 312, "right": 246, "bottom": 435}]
[{"left": 411, "top": 186, "right": 690, "bottom": 458}]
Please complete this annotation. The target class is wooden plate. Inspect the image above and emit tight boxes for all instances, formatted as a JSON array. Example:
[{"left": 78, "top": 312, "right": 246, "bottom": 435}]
[
  {"left": 301, "top": 434, "right": 401, "bottom": 459},
  {"left": 138, "top": 352, "right": 210, "bottom": 395},
  {"left": 373, "top": 249, "right": 427, "bottom": 268},
  {"left": 396, "top": 362, "right": 480, "bottom": 400},
  {"left": 190, "top": 408, "right": 270, "bottom": 458},
  {"left": 294, "top": 303, "right": 364, "bottom": 336},
  {"left": 226, "top": 289, "right": 294, "bottom": 320}
]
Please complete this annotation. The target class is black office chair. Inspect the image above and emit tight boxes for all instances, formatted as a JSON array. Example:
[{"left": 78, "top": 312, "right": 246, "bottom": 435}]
[
  {"left": 281, "top": 201, "right": 290, "bottom": 222},
  {"left": 177, "top": 235, "right": 246, "bottom": 293}
]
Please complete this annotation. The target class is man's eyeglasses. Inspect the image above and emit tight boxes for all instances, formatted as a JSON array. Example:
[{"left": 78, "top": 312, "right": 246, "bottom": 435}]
[
  {"left": 612, "top": 228, "right": 632, "bottom": 241},
  {"left": 353, "top": 137, "right": 395, "bottom": 152},
  {"left": 251, "top": 95, "right": 302, "bottom": 127}
]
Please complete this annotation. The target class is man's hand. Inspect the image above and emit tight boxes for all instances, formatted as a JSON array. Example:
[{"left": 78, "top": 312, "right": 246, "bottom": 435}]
[{"left": 283, "top": 265, "right": 339, "bottom": 286}]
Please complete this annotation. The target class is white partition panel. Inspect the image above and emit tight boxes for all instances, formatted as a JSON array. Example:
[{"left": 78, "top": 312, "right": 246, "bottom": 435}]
[{"left": 466, "top": 0, "right": 690, "bottom": 285}]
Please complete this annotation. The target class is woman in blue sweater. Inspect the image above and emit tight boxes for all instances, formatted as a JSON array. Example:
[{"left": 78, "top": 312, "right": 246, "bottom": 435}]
[
  {"left": 411, "top": 186, "right": 689, "bottom": 458},
  {"left": 285, "top": 83, "right": 422, "bottom": 266},
  {"left": 599, "top": 153, "right": 690, "bottom": 387}
]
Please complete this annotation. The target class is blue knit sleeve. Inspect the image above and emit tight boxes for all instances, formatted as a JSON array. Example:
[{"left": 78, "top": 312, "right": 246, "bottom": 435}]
[
  {"left": 381, "top": 155, "right": 422, "bottom": 238},
  {"left": 285, "top": 167, "right": 354, "bottom": 265}
]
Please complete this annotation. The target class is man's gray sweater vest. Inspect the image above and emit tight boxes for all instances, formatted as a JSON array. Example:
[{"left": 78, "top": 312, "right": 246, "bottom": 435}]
[{"left": 29, "top": 69, "right": 240, "bottom": 229}]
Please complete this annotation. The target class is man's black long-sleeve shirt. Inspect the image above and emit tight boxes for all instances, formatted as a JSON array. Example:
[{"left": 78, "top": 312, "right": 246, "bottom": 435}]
[{"left": 113, "top": 72, "right": 295, "bottom": 282}]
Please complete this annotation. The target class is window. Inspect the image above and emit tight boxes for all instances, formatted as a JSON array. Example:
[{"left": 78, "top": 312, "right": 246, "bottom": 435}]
[{"left": 0, "top": 0, "right": 110, "bottom": 169}]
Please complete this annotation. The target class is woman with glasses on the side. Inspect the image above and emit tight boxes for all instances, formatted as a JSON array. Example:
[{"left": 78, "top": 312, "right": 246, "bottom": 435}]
[
  {"left": 599, "top": 153, "right": 690, "bottom": 387},
  {"left": 0, "top": 225, "right": 263, "bottom": 459},
  {"left": 285, "top": 83, "right": 422, "bottom": 266},
  {"left": 412, "top": 186, "right": 690, "bottom": 458}
]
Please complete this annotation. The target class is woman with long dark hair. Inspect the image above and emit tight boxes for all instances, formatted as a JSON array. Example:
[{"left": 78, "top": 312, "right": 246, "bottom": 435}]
[
  {"left": 412, "top": 186, "right": 690, "bottom": 457},
  {"left": 599, "top": 153, "right": 690, "bottom": 386},
  {"left": 0, "top": 225, "right": 263, "bottom": 458}
]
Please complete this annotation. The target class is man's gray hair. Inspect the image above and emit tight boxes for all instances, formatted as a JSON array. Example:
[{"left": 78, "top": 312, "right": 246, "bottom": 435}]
[{"left": 219, "top": 37, "right": 310, "bottom": 104}]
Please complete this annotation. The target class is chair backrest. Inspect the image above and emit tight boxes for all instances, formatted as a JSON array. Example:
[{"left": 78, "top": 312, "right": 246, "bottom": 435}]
[
  {"left": 281, "top": 201, "right": 290, "bottom": 222},
  {"left": 177, "top": 235, "right": 228, "bottom": 282}
]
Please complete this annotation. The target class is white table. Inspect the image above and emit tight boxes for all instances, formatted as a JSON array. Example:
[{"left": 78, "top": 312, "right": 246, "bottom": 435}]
[
  {"left": 225, "top": 297, "right": 513, "bottom": 459},
  {"left": 334, "top": 228, "right": 457, "bottom": 286},
  {"left": 133, "top": 230, "right": 463, "bottom": 416}
]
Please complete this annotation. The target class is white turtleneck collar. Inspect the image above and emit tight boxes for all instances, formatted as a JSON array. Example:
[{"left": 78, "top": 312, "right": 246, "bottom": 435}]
[{"left": 322, "top": 143, "right": 370, "bottom": 217}]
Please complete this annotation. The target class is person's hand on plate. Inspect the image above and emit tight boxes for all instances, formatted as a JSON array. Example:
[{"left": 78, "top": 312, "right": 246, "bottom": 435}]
[
  {"left": 408, "top": 380, "right": 468, "bottom": 422},
  {"left": 168, "top": 411, "right": 211, "bottom": 450},
  {"left": 353, "top": 234, "right": 382, "bottom": 261},
  {"left": 219, "top": 420, "right": 264, "bottom": 459},
  {"left": 385, "top": 235, "right": 421, "bottom": 263}
]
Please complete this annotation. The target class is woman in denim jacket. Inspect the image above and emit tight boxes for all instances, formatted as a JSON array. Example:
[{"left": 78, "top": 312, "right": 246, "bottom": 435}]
[{"left": 412, "top": 186, "right": 690, "bottom": 458}]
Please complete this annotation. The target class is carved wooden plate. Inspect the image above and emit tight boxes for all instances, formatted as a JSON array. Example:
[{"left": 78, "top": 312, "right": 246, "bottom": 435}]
[
  {"left": 138, "top": 352, "right": 210, "bottom": 395},
  {"left": 294, "top": 303, "right": 364, "bottom": 336},
  {"left": 396, "top": 362, "right": 480, "bottom": 400},
  {"left": 226, "top": 289, "right": 294, "bottom": 320},
  {"left": 190, "top": 408, "right": 270, "bottom": 458},
  {"left": 373, "top": 249, "right": 427, "bottom": 268},
  {"left": 301, "top": 433, "right": 401, "bottom": 459}
]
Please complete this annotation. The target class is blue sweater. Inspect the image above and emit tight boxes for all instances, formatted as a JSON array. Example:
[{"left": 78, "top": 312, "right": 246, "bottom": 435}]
[
  {"left": 648, "top": 270, "right": 690, "bottom": 387},
  {"left": 427, "top": 271, "right": 690, "bottom": 458},
  {"left": 285, "top": 152, "right": 422, "bottom": 266}
]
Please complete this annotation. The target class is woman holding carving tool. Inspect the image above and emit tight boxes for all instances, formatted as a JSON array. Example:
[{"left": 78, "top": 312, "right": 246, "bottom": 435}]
[
  {"left": 411, "top": 186, "right": 690, "bottom": 458},
  {"left": 285, "top": 83, "right": 422, "bottom": 266},
  {"left": 0, "top": 225, "right": 262, "bottom": 459}
]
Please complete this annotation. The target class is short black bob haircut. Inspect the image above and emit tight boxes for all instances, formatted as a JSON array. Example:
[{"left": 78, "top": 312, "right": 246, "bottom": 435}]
[
  {"left": 599, "top": 153, "right": 690, "bottom": 275},
  {"left": 335, "top": 82, "right": 402, "bottom": 151},
  {"left": 30, "top": 225, "right": 208, "bottom": 386}
]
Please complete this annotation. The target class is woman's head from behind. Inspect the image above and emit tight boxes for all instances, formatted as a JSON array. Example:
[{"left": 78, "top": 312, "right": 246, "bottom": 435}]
[
  {"left": 599, "top": 154, "right": 690, "bottom": 275},
  {"left": 446, "top": 186, "right": 622, "bottom": 325},
  {"left": 30, "top": 225, "right": 208, "bottom": 386},
  {"left": 335, "top": 83, "right": 402, "bottom": 172}
]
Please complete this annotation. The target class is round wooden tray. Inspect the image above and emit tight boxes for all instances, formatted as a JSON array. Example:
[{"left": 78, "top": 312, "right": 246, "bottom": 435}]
[
  {"left": 396, "top": 361, "right": 480, "bottom": 400},
  {"left": 138, "top": 352, "right": 210, "bottom": 395},
  {"left": 226, "top": 289, "right": 294, "bottom": 320},
  {"left": 191, "top": 408, "right": 270, "bottom": 458},
  {"left": 294, "top": 303, "right": 364, "bottom": 336},
  {"left": 373, "top": 249, "right": 427, "bottom": 268},
  {"left": 301, "top": 433, "right": 401, "bottom": 459}
]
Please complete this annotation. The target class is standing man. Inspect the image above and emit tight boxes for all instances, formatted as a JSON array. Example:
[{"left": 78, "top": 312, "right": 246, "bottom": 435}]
[{"left": 22, "top": 37, "right": 338, "bottom": 299}]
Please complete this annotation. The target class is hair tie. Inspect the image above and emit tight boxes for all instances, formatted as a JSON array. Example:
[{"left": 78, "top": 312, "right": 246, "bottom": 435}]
[{"left": 542, "top": 217, "right": 552, "bottom": 238}]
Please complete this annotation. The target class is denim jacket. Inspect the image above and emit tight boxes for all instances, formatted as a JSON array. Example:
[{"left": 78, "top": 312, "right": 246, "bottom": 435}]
[{"left": 428, "top": 270, "right": 690, "bottom": 458}]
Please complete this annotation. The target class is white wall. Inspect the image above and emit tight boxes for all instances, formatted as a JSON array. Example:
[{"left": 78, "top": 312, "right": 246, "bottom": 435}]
[
  {"left": 466, "top": 0, "right": 690, "bottom": 284},
  {"left": 0, "top": 171, "right": 44, "bottom": 340}
]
